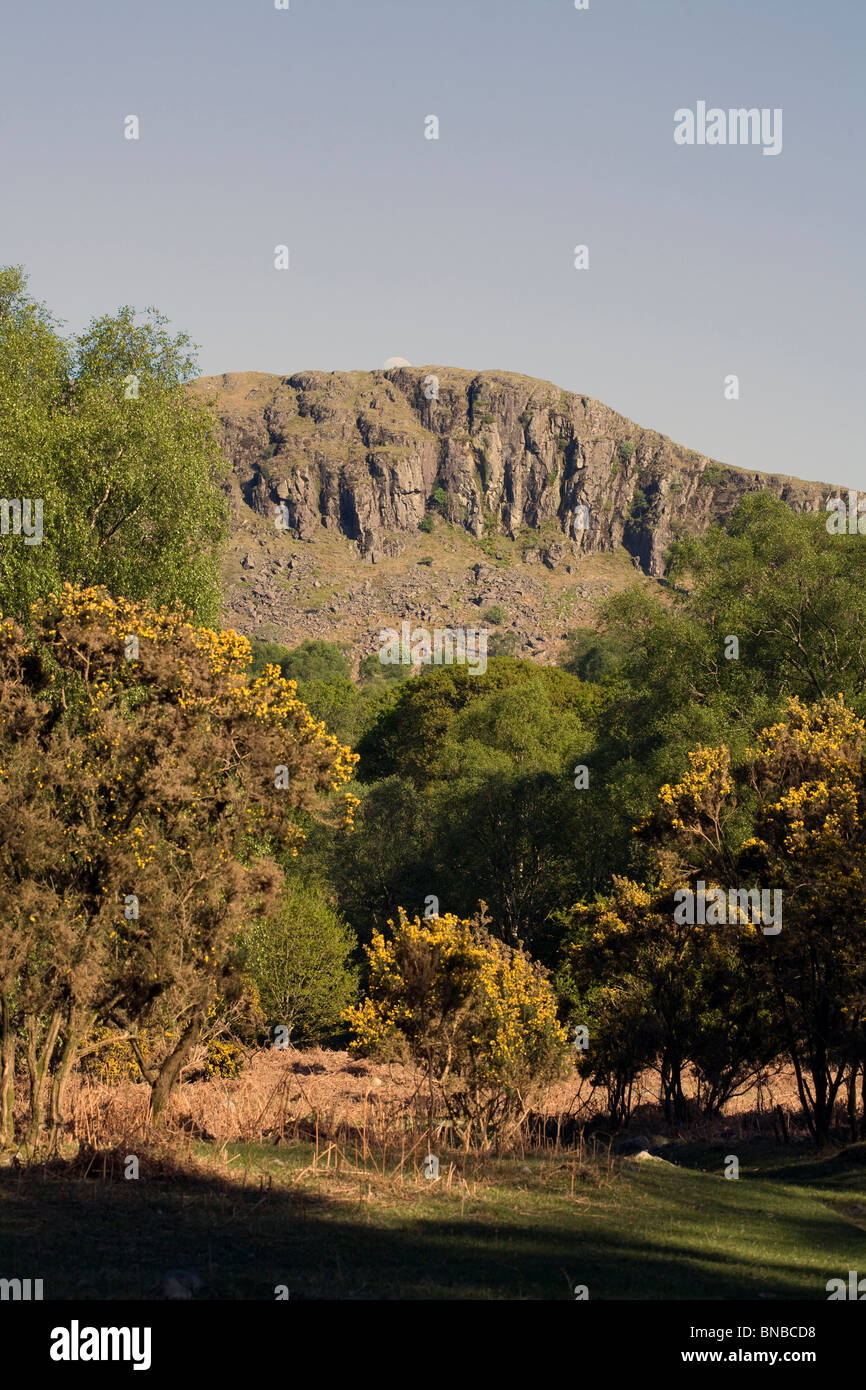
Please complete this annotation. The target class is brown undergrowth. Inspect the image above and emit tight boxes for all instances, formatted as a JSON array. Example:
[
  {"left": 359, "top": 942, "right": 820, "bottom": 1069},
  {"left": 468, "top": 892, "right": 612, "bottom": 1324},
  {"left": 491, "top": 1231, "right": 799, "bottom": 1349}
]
[{"left": 40, "top": 1046, "right": 815, "bottom": 1158}]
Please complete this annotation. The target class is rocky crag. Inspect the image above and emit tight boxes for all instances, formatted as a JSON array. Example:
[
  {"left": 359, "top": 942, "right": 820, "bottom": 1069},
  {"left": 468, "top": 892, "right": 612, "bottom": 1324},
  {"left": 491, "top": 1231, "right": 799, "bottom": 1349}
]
[{"left": 190, "top": 367, "right": 836, "bottom": 665}]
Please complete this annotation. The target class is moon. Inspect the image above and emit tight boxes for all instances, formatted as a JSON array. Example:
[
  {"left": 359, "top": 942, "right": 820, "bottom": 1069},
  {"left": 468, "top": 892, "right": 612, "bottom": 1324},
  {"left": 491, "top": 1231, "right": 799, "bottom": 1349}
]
[{"left": 383, "top": 357, "right": 412, "bottom": 369}]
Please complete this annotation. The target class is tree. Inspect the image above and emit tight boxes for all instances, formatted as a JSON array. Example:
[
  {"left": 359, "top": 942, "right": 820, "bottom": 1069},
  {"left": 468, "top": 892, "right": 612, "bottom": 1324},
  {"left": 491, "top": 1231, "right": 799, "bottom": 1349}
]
[
  {"left": 356, "top": 658, "right": 599, "bottom": 786},
  {"left": 555, "top": 877, "right": 773, "bottom": 1125},
  {"left": 249, "top": 640, "right": 294, "bottom": 680},
  {"left": 560, "top": 625, "right": 630, "bottom": 683},
  {"left": 424, "top": 678, "right": 597, "bottom": 951},
  {"left": 333, "top": 670, "right": 602, "bottom": 954},
  {"left": 0, "top": 267, "right": 228, "bottom": 623},
  {"left": 0, "top": 584, "right": 358, "bottom": 1151},
  {"left": 323, "top": 776, "right": 433, "bottom": 944},
  {"left": 242, "top": 877, "right": 358, "bottom": 1045},
  {"left": 667, "top": 494, "right": 866, "bottom": 712},
  {"left": 551, "top": 495, "right": 866, "bottom": 908},
  {"left": 276, "top": 640, "right": 352, "bottom": 686},
  {"left": 247, "top": 640, "right": 400, "bottom": 747},
  {"left": 651, "top": 696, "right": 866, "bottom": 1144}
]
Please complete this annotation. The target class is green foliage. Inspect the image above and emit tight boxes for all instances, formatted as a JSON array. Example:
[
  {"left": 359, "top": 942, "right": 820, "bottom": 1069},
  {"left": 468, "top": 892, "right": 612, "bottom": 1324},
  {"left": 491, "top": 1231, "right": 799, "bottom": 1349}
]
[
  {"left": 242, "top": 877, "right": 358, "bottom": 1045},
  {"left": 560, "top": 626, "right": 630, "bottom": 683},
  {"left": 246, "top": 643, "right": 409, "bottom": 748},
  {"left": 333, "top": 666, "right": 604, "bottom": 954},
  {"left": 358, "top": 652, "right": 408, "bottom": 686},
  {"left": 419, "top": 513, "right": 436, "bottom": 534},
  {"left": 277, "top": 639, "right": 351, "bottom": 686},
  {"left": 323, "top": 775, "right": 432, "bottom": 943},
  {"left": 700, "top": 464, "right": 728, "bottom": 487},
  {"left": 549, "top": 493, "right": 866, "bottom": 956},
  {"left": 296, "top": 677, "right": 368, "bottom": 745},
  {"left": 619, "top": 440, "right": 636, "bottom": 464},
  {"left": 667, "top": 494, "right": 866, "bottom": 715},
  {"left": 249, "top": 639, "right": 293, "bottom": 679},
  {"left": 317, "top": 496, "right": 866, "bottom": 1045},
  {"left": 426, "top": 484, "right": 464, "bottom": 526},
  {"left": 356, "top": 659, "right": 599, "bottom": 787},
  {"left": 486, "top": 629, "right": 520, "bottom": 657},
  {"left": 0, "top": 267, "right": 227, "bottom": 624},
  {"left": 482, "top": 604, "right": 506, "bottom": 625},
  {"left": 628, "top": 487, "right": 649, "bottom": 522}
]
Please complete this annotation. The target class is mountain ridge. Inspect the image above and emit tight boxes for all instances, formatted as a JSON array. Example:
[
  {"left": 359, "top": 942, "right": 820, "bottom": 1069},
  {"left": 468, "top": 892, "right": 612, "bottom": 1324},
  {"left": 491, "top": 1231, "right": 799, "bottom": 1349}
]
[{"left": 190, "top": 367, "right": 838, "bottom": 664}]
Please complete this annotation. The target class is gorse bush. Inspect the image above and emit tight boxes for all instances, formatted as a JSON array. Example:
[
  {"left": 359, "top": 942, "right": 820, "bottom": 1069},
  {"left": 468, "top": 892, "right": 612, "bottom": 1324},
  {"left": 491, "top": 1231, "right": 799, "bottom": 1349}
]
[
  {"left": 83, "top": 991, "right": 262, "bottom": 1085},
  {"left": 344, "top": 907, "right": 571, "bottom": 1146},
  {"left": 248, "top": 640, "right": 399, "bottom": 746},
  {"left": 0, "top": 584, "right": 358, "bottom": 1150}
]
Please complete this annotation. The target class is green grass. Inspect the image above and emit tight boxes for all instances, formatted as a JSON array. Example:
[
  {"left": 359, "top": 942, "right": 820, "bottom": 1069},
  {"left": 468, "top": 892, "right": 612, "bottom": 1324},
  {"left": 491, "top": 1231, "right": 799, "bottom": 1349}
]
[{"left": 2, "top": 1140, "right": 865, "bottom": 1300}]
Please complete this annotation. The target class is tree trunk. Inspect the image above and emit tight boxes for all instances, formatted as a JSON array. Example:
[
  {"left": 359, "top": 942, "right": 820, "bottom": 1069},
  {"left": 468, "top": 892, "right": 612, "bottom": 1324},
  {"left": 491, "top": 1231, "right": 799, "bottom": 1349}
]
[
  {"left": 0, "top": 997, "right": 16, "bottom": 1150},
  {"left": 149, "top": 1010, "right": 205, "bottom": 1123},
  {"left": 22, "top": 1009, "right": 63, "bottom": 1155},
  {"left": 847, "top": 1063, "right": 858, "bottom": 1143},
  {"left": 47, "top": 1009, "right": 95, "bottom": 1154}
]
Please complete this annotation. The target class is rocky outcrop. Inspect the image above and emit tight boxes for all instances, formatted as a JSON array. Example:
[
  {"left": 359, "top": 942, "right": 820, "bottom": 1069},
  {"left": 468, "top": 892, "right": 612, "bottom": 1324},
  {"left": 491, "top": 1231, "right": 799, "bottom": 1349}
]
[{"left": 190, "top": 366, "right": 836, "bottom": 579}]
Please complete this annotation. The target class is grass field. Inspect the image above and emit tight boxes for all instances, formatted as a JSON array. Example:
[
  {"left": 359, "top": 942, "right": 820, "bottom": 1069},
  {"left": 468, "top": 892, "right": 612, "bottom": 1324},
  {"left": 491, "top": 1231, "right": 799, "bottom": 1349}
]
[{"left": 4, "top": 1138, "right": 865, "bottom": 1300}]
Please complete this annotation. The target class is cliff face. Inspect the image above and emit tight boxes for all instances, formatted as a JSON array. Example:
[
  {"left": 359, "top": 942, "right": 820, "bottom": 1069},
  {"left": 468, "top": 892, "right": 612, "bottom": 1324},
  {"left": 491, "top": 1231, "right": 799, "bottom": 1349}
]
[{"left": 191, "top": 366, "right": 834, "bottom": 578}]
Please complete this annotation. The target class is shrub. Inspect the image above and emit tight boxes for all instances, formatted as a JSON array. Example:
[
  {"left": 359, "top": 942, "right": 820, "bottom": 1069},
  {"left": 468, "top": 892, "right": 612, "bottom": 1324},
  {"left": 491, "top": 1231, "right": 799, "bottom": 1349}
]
[
  {"left": 243, "top": 878, "right": 358, "bottom": 1046},
  {"left": 619, "top": 440, "right": 636, "bottom": 464},
  {"left": 344, "top": 908, "right": 571, "bottom": 1146},
  {"left": 560, "top": 626, "right": 630, "bottom": 682},
  {"left": 358, "top": 652, "right": 408, "bottom": 686},
  {"left": 419, "top": 514, "right": 435, "bottom": 534},
  {"left": 628, "top": 488, "right": 649, "bottom": 522},
  {"left": 204, "top": 1037, "right": 247, "bottom": 1080},
  {"left": 82, "top": 987, "right": 262, "bottom": 1085},
  {"left": 700, "top": 464, "right": 728, "bottom": 488},
  {"left": 279, "top": 639, "right": 351, "bottom": 685},
  {"left": 486, "top": 629, "right": 520, "bottom": 658},
  {"left": 249, "top": 638, "right": 293, "bottom": 679},
  {"left": 482, "top": 604, "right": 506, "bottom": 625},
  {"left": 0, "top": 584, "right": 358, "bottom": 1145}
]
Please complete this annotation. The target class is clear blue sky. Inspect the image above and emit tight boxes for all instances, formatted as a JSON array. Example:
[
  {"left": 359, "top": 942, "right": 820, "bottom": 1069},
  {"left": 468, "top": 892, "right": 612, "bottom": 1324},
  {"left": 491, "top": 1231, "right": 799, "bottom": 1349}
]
[{"left": 2, "top": 0, "right": 863, "bottom": 485}]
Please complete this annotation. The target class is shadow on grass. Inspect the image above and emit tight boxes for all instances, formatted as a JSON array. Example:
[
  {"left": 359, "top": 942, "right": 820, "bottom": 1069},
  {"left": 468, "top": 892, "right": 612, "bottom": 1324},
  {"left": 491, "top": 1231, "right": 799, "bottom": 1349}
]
[{"left": 1, "top": 1143, "right": 862, "bottom": 1301}]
